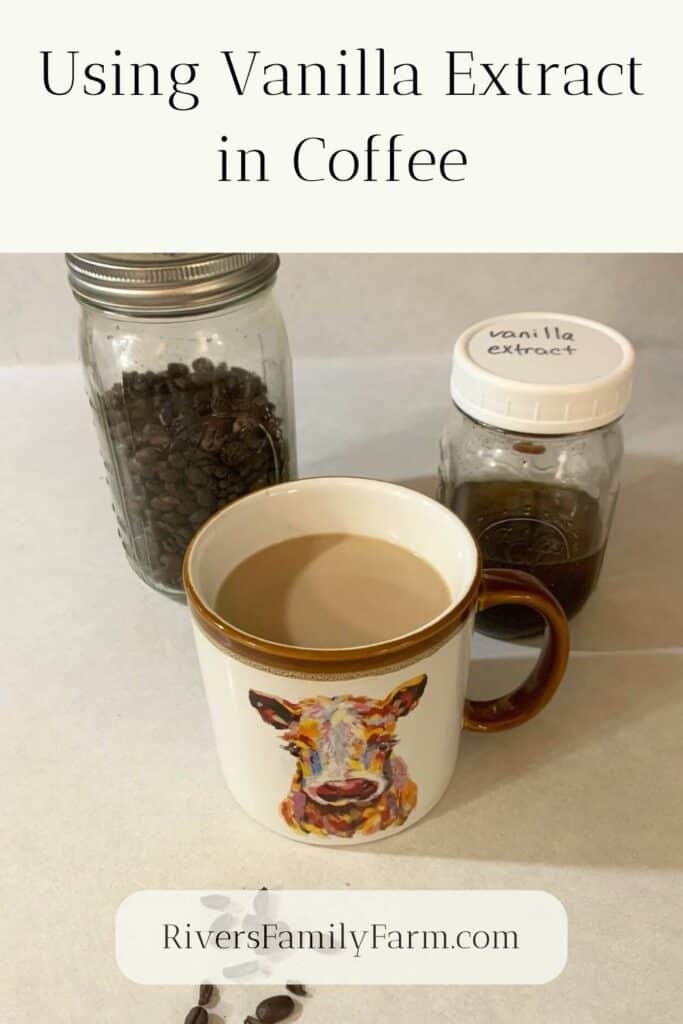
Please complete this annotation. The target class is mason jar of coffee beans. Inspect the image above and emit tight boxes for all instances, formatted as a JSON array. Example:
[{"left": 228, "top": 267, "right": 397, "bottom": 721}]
[{"left": 67, "top": 253, "right": 297, "bottom": 597}]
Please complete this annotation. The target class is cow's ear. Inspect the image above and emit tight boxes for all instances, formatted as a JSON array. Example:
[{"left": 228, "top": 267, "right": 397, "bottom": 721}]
[
  {"left": 249, "top": 690, "right": 301, "bottom": 730},
  {"left": 382, "top": 674, "right": 427, "bottom": 719}
]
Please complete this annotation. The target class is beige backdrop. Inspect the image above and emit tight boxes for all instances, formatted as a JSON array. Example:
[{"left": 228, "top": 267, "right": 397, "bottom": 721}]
[{"left": 0, "top": 253, "right": 680, "bottom": 365}]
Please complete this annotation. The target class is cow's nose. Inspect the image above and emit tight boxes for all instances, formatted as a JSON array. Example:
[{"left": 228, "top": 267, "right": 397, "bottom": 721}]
[{"left": 315, "top": 778, "right": 379, "bottom": 802}]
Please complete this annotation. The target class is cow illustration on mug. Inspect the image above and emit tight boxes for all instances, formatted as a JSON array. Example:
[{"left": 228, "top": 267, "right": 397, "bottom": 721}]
[{"left": 248, "top": 674, "right": 427, "bottom": 838}]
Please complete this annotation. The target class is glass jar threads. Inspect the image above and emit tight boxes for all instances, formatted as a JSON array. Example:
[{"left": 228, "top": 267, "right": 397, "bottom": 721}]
[
  {"left": 67, "top": 253, "right": 296, "bottom": 598},
  {"left": 438, "top": 313, "right": 635, "bottom": 639}
]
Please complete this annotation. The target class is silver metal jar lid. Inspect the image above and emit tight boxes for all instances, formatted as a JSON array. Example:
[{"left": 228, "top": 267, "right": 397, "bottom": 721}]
[{"left": 65, "top": 253, "right": 280, "bottom": 317}]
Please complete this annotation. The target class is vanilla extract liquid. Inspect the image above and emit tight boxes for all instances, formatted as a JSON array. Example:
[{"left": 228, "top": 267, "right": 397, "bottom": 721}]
[{"left": 450, "top": 481, "right": 606, "bottom": 639}]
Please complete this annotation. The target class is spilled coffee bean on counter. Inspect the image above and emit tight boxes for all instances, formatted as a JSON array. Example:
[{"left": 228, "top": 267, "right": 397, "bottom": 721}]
[
  {"left": 100, "top": 359, "right": 289, "bottom": 591},
  {"left": 254, "top": 995, "right": 296, "bottom": 1023},
  {"left": 198, "top": 984, "right": 215, "bottom": 1006},
  {"left": 285, "top": 984, "right": 307, "bottom": 997},
  {"left": 184, "top": 1007, "right": 208, "bottom": 1024}
]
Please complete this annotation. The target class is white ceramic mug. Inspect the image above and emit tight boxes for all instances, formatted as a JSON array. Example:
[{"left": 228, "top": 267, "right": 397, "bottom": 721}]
[{"left": 184, "top": 477, "right": 569, "bottom": 845}]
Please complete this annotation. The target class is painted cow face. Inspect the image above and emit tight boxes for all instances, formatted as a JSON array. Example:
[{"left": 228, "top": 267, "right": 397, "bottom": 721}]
[{"left": 249, "top": 675, "right": 427, "bottom": 806}]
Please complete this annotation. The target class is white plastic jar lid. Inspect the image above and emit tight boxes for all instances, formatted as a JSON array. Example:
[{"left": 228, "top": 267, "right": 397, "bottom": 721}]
[{"left": 450, "top": 312, "right": 635, "bottom": 435}]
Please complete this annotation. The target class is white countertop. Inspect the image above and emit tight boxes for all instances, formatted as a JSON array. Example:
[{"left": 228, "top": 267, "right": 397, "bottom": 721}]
[{"left": 2, "top": 353, "right": 682, "bottom": 1023}]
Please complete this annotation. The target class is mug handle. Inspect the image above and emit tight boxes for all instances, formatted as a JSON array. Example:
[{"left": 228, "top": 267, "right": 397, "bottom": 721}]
[{"left": 463, "top": 568, "right": 570, "bottom": 733}]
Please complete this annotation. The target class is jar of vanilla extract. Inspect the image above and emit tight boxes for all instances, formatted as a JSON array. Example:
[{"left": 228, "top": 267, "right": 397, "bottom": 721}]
[{"left": 438, "top": 313, "right": 635, "bottom": 639}]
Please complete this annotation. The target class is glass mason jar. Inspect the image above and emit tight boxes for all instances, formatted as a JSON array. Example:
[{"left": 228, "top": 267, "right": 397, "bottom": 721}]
[
  {"left": 437, "top": 313, "right": 635, "bottom": 639},
  {"left": 67, "top": 253, "right": 297, "bottom": 599}
]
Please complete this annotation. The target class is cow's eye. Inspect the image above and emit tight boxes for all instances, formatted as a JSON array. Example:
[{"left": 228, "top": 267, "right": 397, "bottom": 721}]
[
  {"left": 283, "top": 741, "right": 301, "bottom": 757},
  {"left": 377, "top": 739, "right": 396, "bottom": 752}
]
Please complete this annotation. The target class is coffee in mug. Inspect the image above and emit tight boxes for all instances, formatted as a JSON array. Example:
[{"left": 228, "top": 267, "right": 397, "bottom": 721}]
[{"left": 214, "top": 533, "right": 452, "bottom": 648}]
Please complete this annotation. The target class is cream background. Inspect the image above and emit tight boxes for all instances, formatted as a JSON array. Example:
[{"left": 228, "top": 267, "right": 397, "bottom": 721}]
[
  {"left": 0, "top": 253, "right": 682, "bottom": 364},
  {"left": 3, "top": 1, "right": 682, "bottom": 251}
]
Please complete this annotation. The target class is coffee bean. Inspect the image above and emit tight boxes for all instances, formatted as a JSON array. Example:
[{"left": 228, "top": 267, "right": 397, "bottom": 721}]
[
  {"left": 136, "top": 446, "right": 158, "bottom": 465},
  {"left": 193, "top": 393, "right": 213, "bottom": 416},
  {"left": 192, "top": 357, "right": 214, "bottom": 374},
  {"left": 193, "top": 488, "right": 215, "bottom": 508},
  {"left": 220, "top": 441, "right": 244, "bottom": 466},
  {"left": 187, "top": 466, "right": 209, "bottom": 487},
  {"left": 158, "top": 403, "right": 174, "bottom": 427},
  {"left": 150, "top": 495, "right": 180, "bottom": 511},
  {"left": 189, "top": 509, "right": 209, "bottom": 527},
  {"left": 168, "top": 362, "right": 190, "bottom": 377},
  {"left": 285, "top": 983, "right": 307, "bottom": 996},
  {"left": 161, "top": 511, "right": 185, "bottom": 527},
  {"left": 255, "top": 994, "right": 295, "bottom": 1023},
  {"left": 198, "top": 983, "right": 215, "bottom": 1006},
  {"left": 184, "top": 1007, "right": 208, "bottom": 1024},
  {"left": 146, "top": 427, "right": 170, "bottom": 448}
]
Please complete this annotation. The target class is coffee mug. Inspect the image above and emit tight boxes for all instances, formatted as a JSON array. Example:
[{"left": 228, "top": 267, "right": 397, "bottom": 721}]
[{"left": 184, "top": 477, "right": 569, "bottom": 845}]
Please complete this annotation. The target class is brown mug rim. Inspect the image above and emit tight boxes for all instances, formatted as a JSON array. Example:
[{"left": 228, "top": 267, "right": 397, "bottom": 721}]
[{"left": 182, "top": 476, "right": 483, "bottom": 675}]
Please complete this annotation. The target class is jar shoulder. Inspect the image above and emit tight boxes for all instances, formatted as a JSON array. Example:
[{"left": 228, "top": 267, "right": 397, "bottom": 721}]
[{"left": 439, "top": 406, "right": 623, "bottom": 492}]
